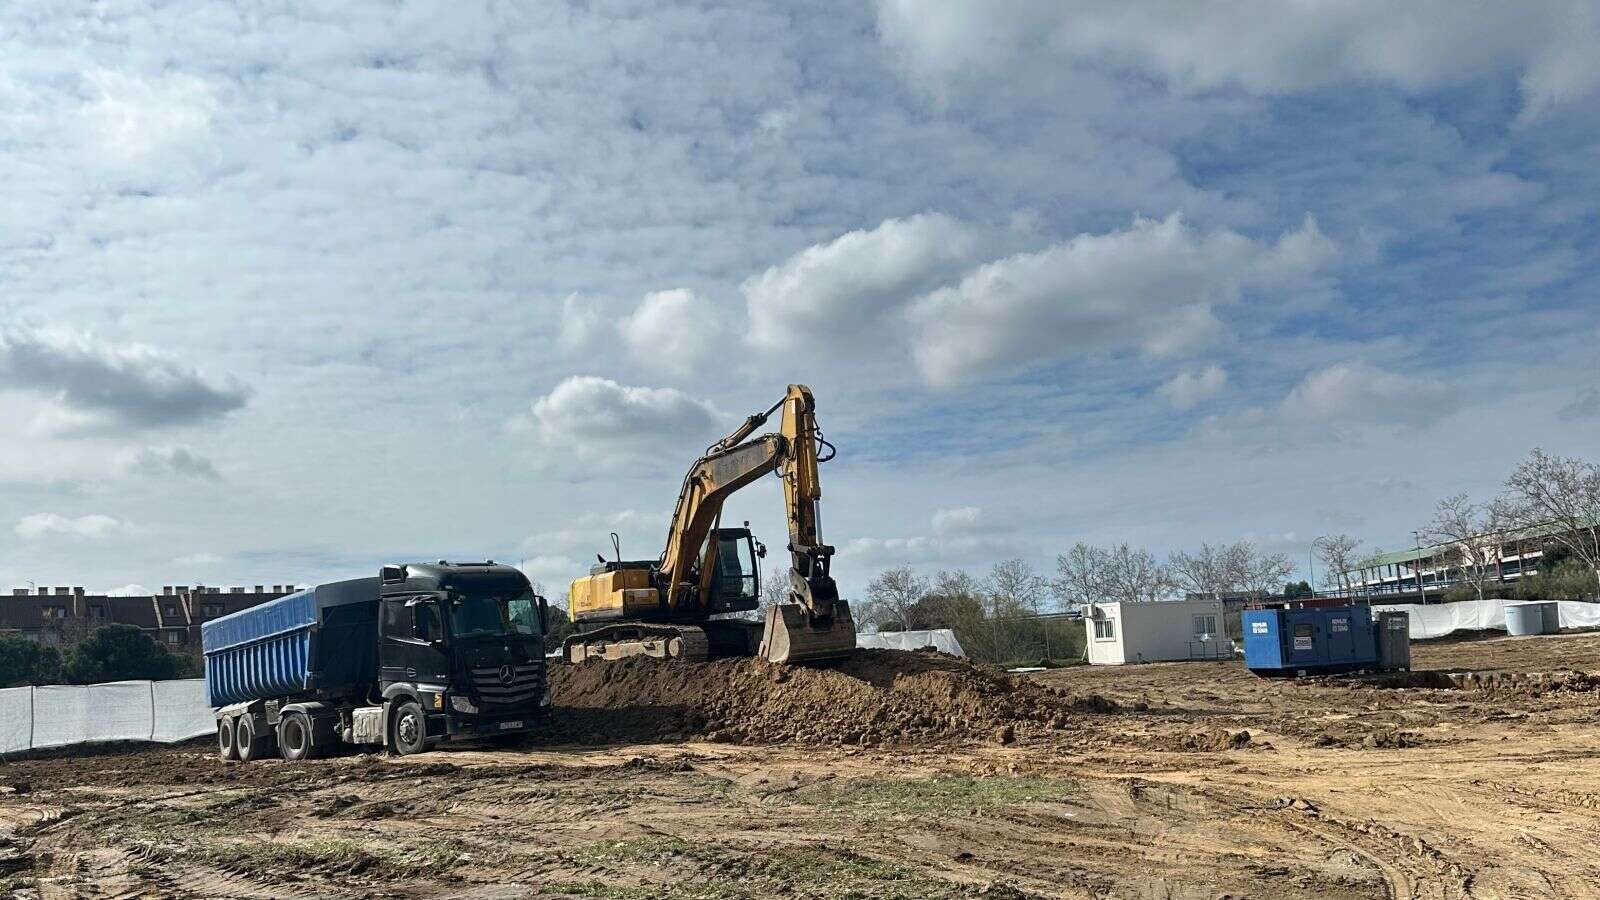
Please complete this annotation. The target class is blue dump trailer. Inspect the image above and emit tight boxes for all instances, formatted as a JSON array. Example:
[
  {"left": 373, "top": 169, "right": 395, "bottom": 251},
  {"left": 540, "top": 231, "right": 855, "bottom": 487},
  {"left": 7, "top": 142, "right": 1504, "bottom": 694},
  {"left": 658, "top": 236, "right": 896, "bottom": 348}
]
[
  {"left": 203, "top": 561, "right": 550, "bottom": 761},
  {"left": 1243, "top": 604, "right": 1411, "bottom": 677}
]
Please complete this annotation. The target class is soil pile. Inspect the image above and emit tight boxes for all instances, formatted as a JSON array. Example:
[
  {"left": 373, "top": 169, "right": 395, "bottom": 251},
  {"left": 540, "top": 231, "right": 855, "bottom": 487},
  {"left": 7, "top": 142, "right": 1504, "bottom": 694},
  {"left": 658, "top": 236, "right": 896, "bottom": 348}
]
[{"left": 548, "top": 649, "right": 1115, "bottom": 747}]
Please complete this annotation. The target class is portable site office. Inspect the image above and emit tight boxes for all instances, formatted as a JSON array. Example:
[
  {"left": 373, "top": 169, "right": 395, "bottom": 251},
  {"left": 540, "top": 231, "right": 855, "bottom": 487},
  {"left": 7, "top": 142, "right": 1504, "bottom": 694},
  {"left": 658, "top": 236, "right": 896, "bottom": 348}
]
[{"left": 1082, "top": 599, "right": 1230, "bottom": 665}]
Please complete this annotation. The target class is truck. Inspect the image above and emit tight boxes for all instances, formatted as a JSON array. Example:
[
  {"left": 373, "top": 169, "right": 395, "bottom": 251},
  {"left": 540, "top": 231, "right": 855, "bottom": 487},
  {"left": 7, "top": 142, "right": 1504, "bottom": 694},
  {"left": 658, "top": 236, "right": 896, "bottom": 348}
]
[{"left": 203, "top": 561, "right": 550, "bottom": 761}]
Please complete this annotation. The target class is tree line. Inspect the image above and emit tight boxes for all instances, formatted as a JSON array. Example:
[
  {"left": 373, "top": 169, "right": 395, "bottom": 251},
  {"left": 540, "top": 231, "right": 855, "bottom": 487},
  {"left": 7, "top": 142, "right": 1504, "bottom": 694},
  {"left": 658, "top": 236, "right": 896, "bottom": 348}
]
[
  {"left": 1315, "top": 449, "right": 1600, "bottom": 603},
  {"left": 0, "top": 624, "right": 199, "bottom": 688}
]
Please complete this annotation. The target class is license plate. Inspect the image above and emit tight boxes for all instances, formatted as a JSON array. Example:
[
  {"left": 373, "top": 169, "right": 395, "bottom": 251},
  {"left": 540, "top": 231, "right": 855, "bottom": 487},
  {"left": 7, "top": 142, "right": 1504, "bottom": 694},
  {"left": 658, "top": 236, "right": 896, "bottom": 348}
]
[{"left": 499, "top": 721, "right": 523, "bottom": 730}]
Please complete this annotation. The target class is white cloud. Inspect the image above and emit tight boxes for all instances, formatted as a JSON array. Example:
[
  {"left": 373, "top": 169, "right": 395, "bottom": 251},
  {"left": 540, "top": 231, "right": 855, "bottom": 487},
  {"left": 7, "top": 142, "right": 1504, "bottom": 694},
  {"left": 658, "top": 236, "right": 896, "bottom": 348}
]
[
  {"left": 1282, "top": 363, "right": 1458, "bottom": 428},
  {"left": 559, "top": 294, "right": 605, "bottom": 352},
  {"left": 1158, "top": 365, "right": 1228, "bottom": 410},
  {"left": 743, "top": 213, "right": 982, "bottom": 353},
  {"left": 619, "top": 288, "right": 720, "bottom": 373},
  {"left": 172, "top": 552, "right": 223, "bottom": 567},
  {"left": 517, "top": 555, "right": 586, "bottom": 592},
  {"left": 82, "top": 68, "right": 216, "bottom": 163},
  {"left": 104, "top": 584, "right": 151, "bottom": 597},
  {"left": 525, "top": 376, "right": 721, "bottom": 457},
  {"left": 907, "top": 213, "right": 1335, "bottom": 385},
  {"left": 15, "top": 513, "right": 125, "bottom": 539},
  {"left": 0, "top": 326, "right": 249, "bottom": 433},
  {"left": 931, "top": 506, "right": 982, "bottom": 535},
  {"left": 875, "top": 0, "right": 1600, "bottom": 114}
]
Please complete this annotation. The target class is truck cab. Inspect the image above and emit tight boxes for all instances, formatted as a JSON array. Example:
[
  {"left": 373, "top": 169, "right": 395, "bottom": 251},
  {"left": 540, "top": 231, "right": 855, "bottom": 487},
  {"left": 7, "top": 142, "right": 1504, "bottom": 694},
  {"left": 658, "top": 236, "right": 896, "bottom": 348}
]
[{"left": 375, "top": 562, "right": 550, "bottom": 752}]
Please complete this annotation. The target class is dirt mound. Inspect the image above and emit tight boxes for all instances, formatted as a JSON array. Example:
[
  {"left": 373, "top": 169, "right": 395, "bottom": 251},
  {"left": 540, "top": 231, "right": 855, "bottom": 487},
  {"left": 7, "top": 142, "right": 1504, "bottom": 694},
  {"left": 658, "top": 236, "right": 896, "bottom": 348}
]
[
  {"left": 1160, "top": 728, "right": 1254, "bottom": 752},
  {"left": 548, "top": 649, "right": 1114, "bottom": 747}
]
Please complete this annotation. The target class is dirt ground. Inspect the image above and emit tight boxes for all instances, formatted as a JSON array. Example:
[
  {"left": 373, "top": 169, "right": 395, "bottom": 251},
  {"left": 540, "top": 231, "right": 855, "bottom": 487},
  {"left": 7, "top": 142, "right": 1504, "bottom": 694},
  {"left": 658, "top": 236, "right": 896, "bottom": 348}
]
[{"left": 4, "top": 634, "right": 1600, "bottom": 899}]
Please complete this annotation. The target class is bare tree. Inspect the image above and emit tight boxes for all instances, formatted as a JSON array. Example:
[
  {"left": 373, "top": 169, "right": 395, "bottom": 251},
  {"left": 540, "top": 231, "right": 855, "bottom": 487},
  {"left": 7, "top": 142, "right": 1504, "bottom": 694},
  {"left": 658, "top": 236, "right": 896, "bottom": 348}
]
[
  {"left": 1502, "top": 449, "right": 1600, "bottom": 580},
  {"left": 1100, "top": 543, "right": 1176, "bottom": 603},
  {"left": 1419, "top": 494, "right": 1510, "bottom": 602},
  {"left": 1051, "top": 542, "right": 1106, "bottom": 608},
  {"left": 1312, "top": 533, "right": 1364, "bottom": 593},
  {"left": 990, "top": 558, "right": 1047, "bottom": 614},
  {"left": 1239, "top": 545, "right": 1297, "bottom": 596},
  {"left": 1169, "top": 543, "right": 1238, "bottom": 599},
  {"left": 865, "top": 566, "right": 929, "bottom": 632}
]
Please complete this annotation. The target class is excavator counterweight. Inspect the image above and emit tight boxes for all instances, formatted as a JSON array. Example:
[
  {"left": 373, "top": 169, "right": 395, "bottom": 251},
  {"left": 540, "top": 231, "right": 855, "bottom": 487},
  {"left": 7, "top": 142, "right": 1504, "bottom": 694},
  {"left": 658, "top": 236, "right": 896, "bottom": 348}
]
[{"left": 563, "top": 385, "right": 856, "bottom": 665}]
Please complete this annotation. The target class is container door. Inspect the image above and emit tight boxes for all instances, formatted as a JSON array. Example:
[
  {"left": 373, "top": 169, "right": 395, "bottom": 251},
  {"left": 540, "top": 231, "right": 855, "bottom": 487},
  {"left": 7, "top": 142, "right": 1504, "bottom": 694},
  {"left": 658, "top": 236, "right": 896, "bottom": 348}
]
[
  {"left": 1241, "top": 611, "right": 1283, "bottom": 670},
  {"left": 1325, "top": 612, "right": 1355, "bottom": 663},
  {"left": 1283, "top": 611, "right": 1327, "bottom": 668}
]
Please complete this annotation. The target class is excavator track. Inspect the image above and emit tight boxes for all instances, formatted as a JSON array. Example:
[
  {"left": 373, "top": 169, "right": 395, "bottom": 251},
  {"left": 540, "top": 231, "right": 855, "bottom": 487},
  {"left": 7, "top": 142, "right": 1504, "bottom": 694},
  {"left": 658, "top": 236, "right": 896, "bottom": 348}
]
[{"left": 563, "top": 624, "right": 711, "bottom": 664}]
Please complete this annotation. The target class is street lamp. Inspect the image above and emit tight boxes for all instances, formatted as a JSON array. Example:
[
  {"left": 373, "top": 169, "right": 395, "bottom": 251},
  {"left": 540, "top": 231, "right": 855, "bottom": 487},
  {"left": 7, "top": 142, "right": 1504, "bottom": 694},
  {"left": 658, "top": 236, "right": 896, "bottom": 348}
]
[{"left": 1412, "top": 529, "right": 1428, "bottom": 604}]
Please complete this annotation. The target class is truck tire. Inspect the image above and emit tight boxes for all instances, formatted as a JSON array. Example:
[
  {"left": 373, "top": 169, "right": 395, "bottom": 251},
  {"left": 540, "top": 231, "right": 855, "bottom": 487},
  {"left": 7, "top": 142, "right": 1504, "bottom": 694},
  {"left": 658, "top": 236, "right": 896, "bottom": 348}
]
[
  {"left": 218, "top": 718, "right": 239, "bottom": 761},
  {"left": 277, "top": 710, "right": 317, "bottom": 762},
  {"left": 390, "top": 700, "right": 428, "bottom": 756},
  {"left": 235, "top": 715, "right": 273, "bottom": 762}
]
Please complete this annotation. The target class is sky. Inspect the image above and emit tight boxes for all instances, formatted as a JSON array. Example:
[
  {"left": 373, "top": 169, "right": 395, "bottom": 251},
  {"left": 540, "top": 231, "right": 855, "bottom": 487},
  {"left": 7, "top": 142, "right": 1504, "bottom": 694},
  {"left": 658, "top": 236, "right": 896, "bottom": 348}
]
[{"left": 2, "top": 0, "right": 1598, "bottom": 599}]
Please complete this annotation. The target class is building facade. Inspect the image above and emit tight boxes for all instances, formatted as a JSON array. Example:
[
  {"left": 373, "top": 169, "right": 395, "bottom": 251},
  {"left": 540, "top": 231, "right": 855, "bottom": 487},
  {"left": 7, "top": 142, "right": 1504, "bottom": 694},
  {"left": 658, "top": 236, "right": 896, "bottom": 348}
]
[
  {"left": 0, "top": 585, "right": 300, "bottom": 648},
  {"left": 1083, "top": 598, "right": 1229, "bottom": 665}
]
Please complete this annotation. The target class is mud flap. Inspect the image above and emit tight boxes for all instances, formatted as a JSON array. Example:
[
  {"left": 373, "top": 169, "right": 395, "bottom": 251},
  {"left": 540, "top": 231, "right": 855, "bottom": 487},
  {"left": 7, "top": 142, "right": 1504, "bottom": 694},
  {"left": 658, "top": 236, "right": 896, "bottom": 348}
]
[{"left": 759, "top": 599, "right": 856, "bottom": 664}]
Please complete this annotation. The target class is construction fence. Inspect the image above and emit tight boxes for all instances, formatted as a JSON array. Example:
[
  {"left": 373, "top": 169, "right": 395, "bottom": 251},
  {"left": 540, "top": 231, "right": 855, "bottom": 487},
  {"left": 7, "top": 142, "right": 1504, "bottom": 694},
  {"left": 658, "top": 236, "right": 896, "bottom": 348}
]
[
  {"left": 1373, "top": 599, "right": 1600, "bottom": 640},
  {"left": 0, "top": 679, "right": 213, "bottom": 755}
]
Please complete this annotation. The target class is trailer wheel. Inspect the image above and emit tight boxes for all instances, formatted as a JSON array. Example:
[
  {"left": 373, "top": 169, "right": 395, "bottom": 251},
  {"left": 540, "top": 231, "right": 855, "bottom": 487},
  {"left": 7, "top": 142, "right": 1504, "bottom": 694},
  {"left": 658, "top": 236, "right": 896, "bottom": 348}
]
[
  {"left": 235, "top": 715, "right": 273, "bottom": 762},
  {"left": 278, "top": 711, "right": 316, "bottom": 762},
  {"left": 390, "top": 700, "right": 428, "bottom": 756},
  {"left": 217, "top": 718, "right": 239, "bottom": 761}
]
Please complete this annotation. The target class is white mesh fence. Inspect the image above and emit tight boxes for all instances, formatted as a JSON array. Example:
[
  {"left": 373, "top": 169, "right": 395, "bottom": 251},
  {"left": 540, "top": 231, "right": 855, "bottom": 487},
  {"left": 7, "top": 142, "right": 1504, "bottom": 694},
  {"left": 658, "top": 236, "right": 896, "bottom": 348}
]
[
  {"left": 857, "top": 628, "right": 966, "bottom": 657},
  {"left": 0, "top": 679, "right": 212, "bottom": 753},
  {"left": 1372, "top": 599, "right": 1600, "bottom": 640}
]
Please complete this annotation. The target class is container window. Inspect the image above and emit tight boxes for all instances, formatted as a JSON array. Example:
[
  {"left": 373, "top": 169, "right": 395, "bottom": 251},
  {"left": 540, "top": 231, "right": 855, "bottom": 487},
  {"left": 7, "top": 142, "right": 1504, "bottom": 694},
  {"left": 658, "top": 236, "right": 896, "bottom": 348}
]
[
  {"left": 1093, "top": 619, "right": 1115, "bottom": 641},
  {"left": 1192, "top": 615, "right": 1218, "bottom": 638}
]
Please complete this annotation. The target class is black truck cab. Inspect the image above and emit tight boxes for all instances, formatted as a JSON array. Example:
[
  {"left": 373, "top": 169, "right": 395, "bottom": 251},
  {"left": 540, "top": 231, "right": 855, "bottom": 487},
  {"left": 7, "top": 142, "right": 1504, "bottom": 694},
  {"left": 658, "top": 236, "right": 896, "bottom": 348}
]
[{"left": 375, "top": 561, "right": 550, "bottom": 752}]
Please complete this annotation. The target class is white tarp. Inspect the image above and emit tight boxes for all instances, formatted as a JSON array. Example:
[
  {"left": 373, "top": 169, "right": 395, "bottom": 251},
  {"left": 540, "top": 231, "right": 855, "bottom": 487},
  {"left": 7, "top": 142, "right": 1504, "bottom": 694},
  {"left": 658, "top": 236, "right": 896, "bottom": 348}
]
[
  {"left": 857, "top": 629, "right": 966, "bottom": 657},
  {"left": 1372, "top": 599, "right": 1600, "bottom": 640},
  {"left": 0, "top": 679, "right": 212, "bottom": 754}
]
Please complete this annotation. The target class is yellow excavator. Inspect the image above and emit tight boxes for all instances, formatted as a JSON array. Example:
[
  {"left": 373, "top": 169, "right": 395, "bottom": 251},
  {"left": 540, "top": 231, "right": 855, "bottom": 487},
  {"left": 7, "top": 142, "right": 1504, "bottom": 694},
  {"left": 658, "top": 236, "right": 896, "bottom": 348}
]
[{"left": 564, "top": 384, "right": 855, "bottom": 664}]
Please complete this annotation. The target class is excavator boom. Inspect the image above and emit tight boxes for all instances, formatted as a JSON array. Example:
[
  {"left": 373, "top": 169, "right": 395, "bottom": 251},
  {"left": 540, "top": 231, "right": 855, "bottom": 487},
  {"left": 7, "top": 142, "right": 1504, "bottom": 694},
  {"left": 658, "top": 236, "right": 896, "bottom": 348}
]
[{"left": 563, "top": 384, "right": 855, "bottom": 664}]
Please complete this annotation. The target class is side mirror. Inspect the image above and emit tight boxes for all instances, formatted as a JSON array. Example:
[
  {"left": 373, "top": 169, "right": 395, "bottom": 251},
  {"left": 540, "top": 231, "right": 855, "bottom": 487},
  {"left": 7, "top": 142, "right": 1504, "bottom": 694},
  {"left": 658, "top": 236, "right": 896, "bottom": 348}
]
[
  {"left": 536, "top": 594, "right": 550, "bottom": 633},
  {"left": 755, "top": 541, "right": 767, "bottom": 559}
]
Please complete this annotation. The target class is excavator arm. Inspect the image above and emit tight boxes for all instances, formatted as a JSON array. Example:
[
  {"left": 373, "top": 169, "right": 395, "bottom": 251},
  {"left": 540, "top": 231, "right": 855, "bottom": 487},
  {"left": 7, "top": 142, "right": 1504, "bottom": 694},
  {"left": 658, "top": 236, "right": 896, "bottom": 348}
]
[{"left": 655, "top": 384, "right": 854, "bottom": 662}]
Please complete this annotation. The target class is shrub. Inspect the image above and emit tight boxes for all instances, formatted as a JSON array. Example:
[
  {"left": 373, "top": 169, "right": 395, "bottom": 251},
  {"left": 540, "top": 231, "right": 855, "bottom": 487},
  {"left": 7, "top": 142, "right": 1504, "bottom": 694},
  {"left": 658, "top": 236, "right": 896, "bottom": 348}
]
[
  {"left": 63, "top": 625, "right": 189, "bottom": 684},
  {"left": 0, "top": 636, "right": 63, "bottom": 687}
]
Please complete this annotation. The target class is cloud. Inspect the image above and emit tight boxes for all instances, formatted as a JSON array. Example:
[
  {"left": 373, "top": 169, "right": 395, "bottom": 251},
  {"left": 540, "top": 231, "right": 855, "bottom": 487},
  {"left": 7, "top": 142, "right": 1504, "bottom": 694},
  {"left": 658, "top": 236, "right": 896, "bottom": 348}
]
[
  {"left": 1282, "top": 363, "right": 1458, "bottom": 428},
  {"left": 931, "top": 506, "right": 982, "bottom": 535},
  {"left": 15, "top": 513, "right": 125, "bottom": 539},
  {"left": 104, "top": 584, "right": 151, "bottom": 597},
  {"left": 743, "top": 213, "right": 982, "bottom": 353},
  {"left": 619, "top": 288, "right": 720, "bottom": 373},
  {"left": 1158, "top": 365, "right": 1228, "bottom": 410},
  {"left": 120, "top": 446, "right": 221, "bottom": 480},
  {"left": 172, "top": 552, "right": 223, "bottom": 567},
  {"left": 82, "top": 68, "right": 216, "bottom": 163},
  {"left": 559, "top": 294, "right": 605, "bottom": 352},
  {"left": 524, "top": 376, "right": 721, "bottom": 457},
  {"left": 875, "top": 1, "right": 1600, "bottom": 114},
  {"left": 907, "top": 213, "right": 1335, "bottom": 385},
  {"left": 0, "top": 327, "right": 249, "bottom": 432}
]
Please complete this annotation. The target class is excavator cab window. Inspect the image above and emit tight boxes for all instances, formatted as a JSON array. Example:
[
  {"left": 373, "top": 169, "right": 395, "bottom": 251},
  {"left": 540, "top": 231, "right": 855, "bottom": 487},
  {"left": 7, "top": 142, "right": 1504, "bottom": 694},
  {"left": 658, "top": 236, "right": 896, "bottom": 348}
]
[{"left": 711, "top": 530, "right": 759, "bottom": 606}]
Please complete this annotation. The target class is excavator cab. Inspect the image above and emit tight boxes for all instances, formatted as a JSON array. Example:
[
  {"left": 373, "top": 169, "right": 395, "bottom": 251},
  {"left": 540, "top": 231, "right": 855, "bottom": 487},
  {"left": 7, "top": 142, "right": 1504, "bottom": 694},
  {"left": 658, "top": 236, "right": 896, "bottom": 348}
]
[{"left": 700, "top": 527, "right": 762, "bottom": 614}]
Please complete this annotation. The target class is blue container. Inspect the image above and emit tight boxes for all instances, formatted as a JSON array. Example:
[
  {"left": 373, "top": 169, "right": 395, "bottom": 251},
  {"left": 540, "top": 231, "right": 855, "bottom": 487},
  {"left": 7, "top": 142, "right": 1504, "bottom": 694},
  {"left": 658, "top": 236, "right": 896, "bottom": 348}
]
[
  {"left": 1243, "top": 605, "right": 1378, "bottom": 676},
  {"left": 202, "top": 578, "right": 380, "bottom": 707}
]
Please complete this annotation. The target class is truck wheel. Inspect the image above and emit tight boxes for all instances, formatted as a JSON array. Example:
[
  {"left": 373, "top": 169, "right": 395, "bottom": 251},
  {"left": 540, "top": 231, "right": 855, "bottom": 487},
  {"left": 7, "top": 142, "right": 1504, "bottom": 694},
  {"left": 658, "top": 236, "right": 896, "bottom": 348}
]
[
  {"left": 218, "top": 718, "right": 239, "bottom": 761},
  {"left": 278, "top": 711, "right": 317, "bottom": 762},
  {"left": 390, "top": 700, "right": 428, "bottom": 756},
  {"left": 235, "top": 715, "right": 273, "bottom": 762}
]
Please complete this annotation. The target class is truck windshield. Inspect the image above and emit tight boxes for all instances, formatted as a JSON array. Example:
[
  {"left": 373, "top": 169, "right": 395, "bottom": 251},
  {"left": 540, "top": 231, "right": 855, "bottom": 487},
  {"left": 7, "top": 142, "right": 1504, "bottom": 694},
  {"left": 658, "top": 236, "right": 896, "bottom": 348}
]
[{"left": 450, "top": 590, "right": 542, "bottom": 639}]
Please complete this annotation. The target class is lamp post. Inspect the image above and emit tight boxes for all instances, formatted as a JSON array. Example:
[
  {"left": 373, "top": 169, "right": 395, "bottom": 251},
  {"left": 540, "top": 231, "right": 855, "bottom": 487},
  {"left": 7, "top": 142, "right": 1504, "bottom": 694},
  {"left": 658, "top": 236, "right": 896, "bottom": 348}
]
[{"left": 1413, "top": 529, "right": 1428, "bottom": 604}]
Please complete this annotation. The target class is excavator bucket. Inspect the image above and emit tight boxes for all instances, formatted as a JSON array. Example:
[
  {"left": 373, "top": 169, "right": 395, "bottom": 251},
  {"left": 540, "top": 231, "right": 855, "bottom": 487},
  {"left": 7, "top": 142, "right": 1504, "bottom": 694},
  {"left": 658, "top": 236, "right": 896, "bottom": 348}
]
[{"left": 759, "top": 599, "right": 856, "bottom": 664}]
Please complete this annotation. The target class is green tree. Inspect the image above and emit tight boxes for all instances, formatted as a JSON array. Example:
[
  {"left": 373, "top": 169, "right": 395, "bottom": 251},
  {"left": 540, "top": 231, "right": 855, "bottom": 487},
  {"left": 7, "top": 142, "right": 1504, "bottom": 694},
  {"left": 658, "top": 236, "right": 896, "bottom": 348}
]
[
  {"left": 63, "top": 625, "right": 186, "bottom": 684},
  {"left": 0, "top": 636, "right": 63, "bottom": 686}
]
